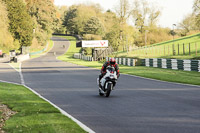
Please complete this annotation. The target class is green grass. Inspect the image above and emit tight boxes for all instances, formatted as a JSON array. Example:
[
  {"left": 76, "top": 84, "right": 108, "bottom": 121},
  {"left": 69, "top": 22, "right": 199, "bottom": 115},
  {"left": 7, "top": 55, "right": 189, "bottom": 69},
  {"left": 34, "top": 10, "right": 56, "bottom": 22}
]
[
  {"left": 119, "top": 66, "right": 200, "bottom": 85},
  {"left": 0, "top": 82, "right": 86, "bottom": 133},
  {"left": 57, "top": 35, "right": 200, "bottom": 86},
  {"left": 117, "top": 33, "right": 200, "bottom": 59},
  {"left": 0, "top": 111, "right": 2, "bottom": 119}
]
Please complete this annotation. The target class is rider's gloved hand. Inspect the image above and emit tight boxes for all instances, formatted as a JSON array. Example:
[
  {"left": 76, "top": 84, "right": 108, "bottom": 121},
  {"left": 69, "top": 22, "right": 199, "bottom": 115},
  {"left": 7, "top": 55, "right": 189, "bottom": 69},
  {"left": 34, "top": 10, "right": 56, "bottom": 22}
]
[{"left": 117, "top": 73, "right": 120, "bottom": 78}]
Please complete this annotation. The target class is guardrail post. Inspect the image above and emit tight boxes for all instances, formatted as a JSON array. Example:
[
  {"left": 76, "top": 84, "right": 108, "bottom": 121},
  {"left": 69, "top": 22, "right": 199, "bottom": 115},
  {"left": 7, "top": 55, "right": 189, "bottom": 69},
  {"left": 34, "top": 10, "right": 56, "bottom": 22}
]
[
  {"left": 145, "top": 58, "right": 150, "bottom": 67},
  {"left": 153, "top": 58, "right": 158, "bottom": 68},
  {"left": 115, "top": 58, "right": 118, "bottom": 64},
  {"left": 162, "top": 59, "right": 167, "bottom": 69},
  {"left": 119, "top": 58, "right": 121, "bottom": 65},
  {"left": 171, "top": 59, "right": 178, "bottom": 70},
  {"left": 127, "top": 58, "right": 131, "bottom": 66},
  {"left": 183, "top": 60, "right": 191, "bottom": 71},
  {"left": 198, "top": 60, "right": 200, "bottom": 72},
  {"left": 123, "top": 58, "right": 126, "bottom": 65}
]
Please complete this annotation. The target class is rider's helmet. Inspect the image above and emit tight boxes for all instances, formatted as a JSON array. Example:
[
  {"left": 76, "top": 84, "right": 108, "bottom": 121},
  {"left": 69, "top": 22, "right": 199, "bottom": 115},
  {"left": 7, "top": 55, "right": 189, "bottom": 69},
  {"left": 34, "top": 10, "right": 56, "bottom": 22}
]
[{"left": 110, "top": 58, "right": 116, "bottom": 66}]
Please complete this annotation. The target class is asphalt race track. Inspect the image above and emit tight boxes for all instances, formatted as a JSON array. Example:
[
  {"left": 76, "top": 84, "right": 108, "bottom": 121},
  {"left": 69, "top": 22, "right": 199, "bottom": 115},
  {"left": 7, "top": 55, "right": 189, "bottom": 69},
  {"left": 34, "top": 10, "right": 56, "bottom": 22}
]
[
  {"left": 0, "top": 63, "right": 21, "bottom": 84},
  {"left": 1, "top": 36, "right": 200, "bottom": 133}
]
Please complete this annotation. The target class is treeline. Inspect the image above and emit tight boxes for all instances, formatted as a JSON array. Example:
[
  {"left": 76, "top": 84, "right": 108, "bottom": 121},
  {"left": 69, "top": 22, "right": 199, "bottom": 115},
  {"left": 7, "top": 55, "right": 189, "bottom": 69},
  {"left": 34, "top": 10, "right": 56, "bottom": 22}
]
[
  {"left": 0, "top": 0, "right": 57, "bottom": 53},
  {"left": 178, "top": 0, "right": 200, "bottom": 36},
  {"left": 1, "top": 0, "right": 200, "bottom": 54},
  {"left": 56, "top": 0, "right": 200, "bottom": 54}
]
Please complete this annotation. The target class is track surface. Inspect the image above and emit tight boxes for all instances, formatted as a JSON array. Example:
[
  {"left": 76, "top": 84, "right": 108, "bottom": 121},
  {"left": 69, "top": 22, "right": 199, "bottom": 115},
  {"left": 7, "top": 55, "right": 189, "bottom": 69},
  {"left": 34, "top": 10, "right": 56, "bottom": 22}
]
[
  {"left": 3, "top": 36, "right": 200, "bottom": 133},
  {"left": 0, "top": 63, "right": 21, "bottom": 84}
]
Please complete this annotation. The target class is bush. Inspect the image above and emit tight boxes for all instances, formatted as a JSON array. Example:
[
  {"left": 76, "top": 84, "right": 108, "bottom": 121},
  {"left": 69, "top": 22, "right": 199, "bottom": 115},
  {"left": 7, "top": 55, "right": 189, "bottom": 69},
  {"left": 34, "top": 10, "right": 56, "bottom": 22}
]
[
  {"left": 0, "top": 0, "right": 15, "bottom": 53},
  {"left": 83, "top": 34, "right": 102, "bottom": 40}
]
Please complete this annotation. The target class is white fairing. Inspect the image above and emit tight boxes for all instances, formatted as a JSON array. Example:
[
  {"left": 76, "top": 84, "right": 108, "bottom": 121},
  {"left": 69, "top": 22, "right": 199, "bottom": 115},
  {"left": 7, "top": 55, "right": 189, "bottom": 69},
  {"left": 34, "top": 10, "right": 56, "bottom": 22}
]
[{"left": 100, "top": 69, "right": 117, "bottom": 87}]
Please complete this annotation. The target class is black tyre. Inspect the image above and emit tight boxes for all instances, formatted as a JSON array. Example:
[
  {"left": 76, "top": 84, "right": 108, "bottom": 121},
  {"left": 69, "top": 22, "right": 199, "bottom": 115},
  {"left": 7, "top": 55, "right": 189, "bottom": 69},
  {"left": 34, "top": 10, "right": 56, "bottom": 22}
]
[{"left": 105, "top": 83, "right": 112, "bottom": 97}]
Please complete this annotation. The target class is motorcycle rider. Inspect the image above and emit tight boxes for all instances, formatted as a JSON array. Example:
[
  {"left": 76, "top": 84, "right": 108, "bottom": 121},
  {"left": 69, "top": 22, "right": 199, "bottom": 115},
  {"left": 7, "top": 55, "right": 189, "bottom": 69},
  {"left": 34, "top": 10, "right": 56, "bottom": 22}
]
[{"left": 99, "top": 58, "right": 120, "bottom": 89}]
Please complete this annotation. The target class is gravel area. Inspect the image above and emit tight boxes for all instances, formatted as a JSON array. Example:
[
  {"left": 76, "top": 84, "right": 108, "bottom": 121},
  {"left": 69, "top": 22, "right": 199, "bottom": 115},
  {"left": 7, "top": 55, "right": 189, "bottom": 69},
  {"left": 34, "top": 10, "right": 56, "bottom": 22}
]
[{"left": 0, "top": 103, "right": 16, "bottom": 133}]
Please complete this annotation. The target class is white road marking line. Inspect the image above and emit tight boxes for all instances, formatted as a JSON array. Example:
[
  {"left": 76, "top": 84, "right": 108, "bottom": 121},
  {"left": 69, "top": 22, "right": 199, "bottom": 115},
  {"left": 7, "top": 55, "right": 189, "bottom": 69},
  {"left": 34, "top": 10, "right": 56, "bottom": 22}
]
[
  {"left": 0, "top": 80, "right": 22, "bottom": 85},
  {"left": 19, "top": 63, "right": 25, "bottom": 85}
]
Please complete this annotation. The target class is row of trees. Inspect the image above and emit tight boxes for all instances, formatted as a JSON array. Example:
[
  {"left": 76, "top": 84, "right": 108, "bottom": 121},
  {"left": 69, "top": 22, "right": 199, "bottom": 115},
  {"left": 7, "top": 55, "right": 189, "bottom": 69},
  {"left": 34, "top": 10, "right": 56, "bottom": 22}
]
[
  {"left": 172, "top": 0, "right": 200, "bottom": 36},
  {"left": 0, "top": 0, "right": 57, "bottom": 53},
  {"left": 57, "top": 0, "right": 200, "bottom": 54},
  {"left": 1, "top": 0, "right": 199, "bottom": 54},
  {"left": 58, "top": 0, "right": 177, "bottom": 53}
]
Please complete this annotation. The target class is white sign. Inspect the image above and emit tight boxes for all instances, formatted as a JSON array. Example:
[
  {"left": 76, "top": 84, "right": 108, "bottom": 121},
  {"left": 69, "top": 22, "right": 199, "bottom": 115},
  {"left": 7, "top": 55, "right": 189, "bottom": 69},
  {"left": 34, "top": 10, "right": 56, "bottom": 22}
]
[{"left": 82, "top": 40, "right": 108, "bottom": 47}]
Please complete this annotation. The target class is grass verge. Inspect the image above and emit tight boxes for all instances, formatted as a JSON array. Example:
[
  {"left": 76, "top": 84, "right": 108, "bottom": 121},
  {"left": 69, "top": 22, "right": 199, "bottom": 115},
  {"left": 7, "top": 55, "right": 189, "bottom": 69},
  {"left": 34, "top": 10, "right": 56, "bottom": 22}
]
[
  {"left": 0, "top": 82, "right": 86, "bottom": 133},
  {"left": 57, "top": 36, "right": 200, "bottom": 86},
  {"left": 30, "top": 40, "right": 54, "bottom": 59},
  {"left": 116, "top": 32, "right": 200, "bottom": 59}
]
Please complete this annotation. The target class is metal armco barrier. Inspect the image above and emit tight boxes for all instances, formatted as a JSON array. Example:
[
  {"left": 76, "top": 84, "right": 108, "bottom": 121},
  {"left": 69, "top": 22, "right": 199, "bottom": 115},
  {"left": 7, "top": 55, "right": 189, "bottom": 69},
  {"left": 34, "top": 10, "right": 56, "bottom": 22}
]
[
  {"left": 142, "top": 58, "right": 200, "bottom": 72},
  {"left": 73, "top": 53, "right": 93, "bottom": 61}
]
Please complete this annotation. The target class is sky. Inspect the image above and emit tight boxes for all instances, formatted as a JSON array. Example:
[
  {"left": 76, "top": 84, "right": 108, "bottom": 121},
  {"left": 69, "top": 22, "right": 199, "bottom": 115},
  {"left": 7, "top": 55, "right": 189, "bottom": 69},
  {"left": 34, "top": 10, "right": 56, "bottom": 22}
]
[{"left": 54, "top": 0, "right": 194, "bottom": 29}]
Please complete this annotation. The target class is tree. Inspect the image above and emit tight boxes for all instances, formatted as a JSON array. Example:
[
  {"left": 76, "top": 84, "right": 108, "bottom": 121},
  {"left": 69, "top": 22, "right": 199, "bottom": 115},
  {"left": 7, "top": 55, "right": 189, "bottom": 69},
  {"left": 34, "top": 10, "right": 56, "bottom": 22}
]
[
  {"left": 104, "top": 25, "right": 121, "bottom": 51},
  {"left": 132, "top": 0, "right": 161, "bottom": 46},
  {"left": 115, "top": 0, "right": 132, "bottom": 25},
  {"left": 63, "top": 4, "right": 98, "bottom": 35},
  {"left": 114, "top": 0, "right": 132, "bottom": 51},
  {"left": 25, "top": 0, "right": 58, "bottom": 45},
  {"left": 63, "top": 6, "right": 78, "bottom": 34},
  {"left": 0, "top": 0, "right": 16, "bottom": 52},
  {"left": 193, "top": 0, "right": 200, "bottom": 13},
  {"left": 193, "top": 0, "right": 200, "bottom": 30},
  {"left": 54, "top": 6, "right": 68, "bottom": 34},
  {"left": 178, "top": 13, "right": 197, "bottom": 36},
  {"left": 3, "top": 0, "right": 34, "bottom": 47},
  {"left": 84, "top": 17, "right": 104, "bottom": 35}
]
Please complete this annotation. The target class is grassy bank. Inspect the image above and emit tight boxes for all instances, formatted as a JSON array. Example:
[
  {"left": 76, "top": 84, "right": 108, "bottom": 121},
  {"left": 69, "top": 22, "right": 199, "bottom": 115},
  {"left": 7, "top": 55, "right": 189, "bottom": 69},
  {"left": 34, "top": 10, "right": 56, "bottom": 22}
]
[
  {"left": 57, "top": 35, "right": 200, "bottom": 86},
  {"left": 117, "top": 33, "right": 200, "bottom": 59},
  {"left": 0, "top": 82, "right": 86, "bottom": 133},
  {"left": 30, "top": 40, "right": 54, "bottom": 59}
]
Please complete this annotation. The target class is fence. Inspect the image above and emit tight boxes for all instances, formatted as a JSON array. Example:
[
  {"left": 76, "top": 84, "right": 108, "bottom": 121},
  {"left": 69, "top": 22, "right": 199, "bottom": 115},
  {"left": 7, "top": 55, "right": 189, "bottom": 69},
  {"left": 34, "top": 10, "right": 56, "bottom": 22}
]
[
  {"left": 132, "top": 42, "right": 200, "bottom": 56},
  {"left": 74, "top": 53, "right": 93, "bottom": 61},
  {"left": 73, "top": 52, "right": 200, "bottom": 72},
  {"left": 93, "top": 48, "right": 113, "bottom": 61}
]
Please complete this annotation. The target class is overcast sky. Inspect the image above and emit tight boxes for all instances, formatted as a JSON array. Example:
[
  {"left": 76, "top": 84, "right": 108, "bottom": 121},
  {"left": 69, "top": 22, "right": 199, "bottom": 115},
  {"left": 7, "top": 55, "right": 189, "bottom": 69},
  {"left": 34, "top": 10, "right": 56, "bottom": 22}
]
[{"left": 54, "top": 0, "right": 194, "bottom": 29}]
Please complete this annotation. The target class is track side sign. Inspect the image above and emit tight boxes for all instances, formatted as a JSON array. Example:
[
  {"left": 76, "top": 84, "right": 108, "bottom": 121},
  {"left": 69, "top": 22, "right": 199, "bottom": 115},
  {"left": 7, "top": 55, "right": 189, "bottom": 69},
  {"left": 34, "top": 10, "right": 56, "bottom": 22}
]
[{"left": 82, "top": 40, "right": 108, "bottom": 47}]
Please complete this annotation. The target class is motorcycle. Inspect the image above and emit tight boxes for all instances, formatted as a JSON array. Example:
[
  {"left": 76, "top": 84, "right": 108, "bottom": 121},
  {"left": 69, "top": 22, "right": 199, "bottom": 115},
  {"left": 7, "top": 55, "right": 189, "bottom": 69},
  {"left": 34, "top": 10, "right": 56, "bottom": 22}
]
[{"left": 97, "top": 66, "right": 118, "bottom": 97}]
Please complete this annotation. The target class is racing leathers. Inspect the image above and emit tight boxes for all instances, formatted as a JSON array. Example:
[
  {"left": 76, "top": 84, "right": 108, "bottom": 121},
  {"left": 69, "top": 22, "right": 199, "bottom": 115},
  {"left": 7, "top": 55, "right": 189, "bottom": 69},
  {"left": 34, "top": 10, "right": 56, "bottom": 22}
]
[{"left": 99, "top": 61, "right": 119, "bottom": 88}]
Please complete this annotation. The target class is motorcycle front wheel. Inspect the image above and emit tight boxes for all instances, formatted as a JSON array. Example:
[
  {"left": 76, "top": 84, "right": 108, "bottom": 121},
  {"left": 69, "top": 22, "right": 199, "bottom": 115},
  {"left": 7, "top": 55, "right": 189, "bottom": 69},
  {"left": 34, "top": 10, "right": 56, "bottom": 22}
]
[{"left": 105, "top": 83, "right": 112, "bottom": 97}]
